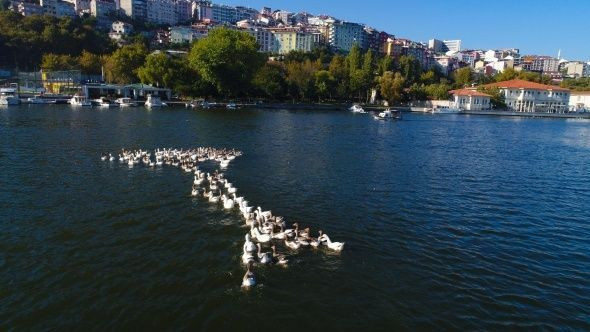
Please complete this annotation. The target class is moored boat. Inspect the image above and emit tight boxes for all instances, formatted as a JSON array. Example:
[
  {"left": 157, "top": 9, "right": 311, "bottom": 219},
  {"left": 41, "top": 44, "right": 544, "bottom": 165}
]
[
  {"left": 93, "top": 97, "right": 118, "bottom": 107},
  {"left": 27, "top": 95, "right": 56, "bottom": 104},
  {"left": 375, "top": 108, "right": 402, "bottom": 120},
  {"left": 145, "top": 94, "right": 166, "bottom": 107},
  {"left": 115, "top": 97, "right": 137, "bottom": 107},
  {"left": 349, "top": 104, "right": 366, "bottom": 113},
  {"left": 430, "top": 106, "right": 462, "bottom": 114},
  {"left": 0, "top": 88, "right": 20, "bottom": 105},
  {"left": 69, "top": 95, "right": 92, "bottom": 106}
]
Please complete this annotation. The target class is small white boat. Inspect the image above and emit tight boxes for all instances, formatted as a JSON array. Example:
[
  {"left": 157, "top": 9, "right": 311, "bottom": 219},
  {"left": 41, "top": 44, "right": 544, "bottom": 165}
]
[
  {"left": 27, "top": 95, "right": 56, "bottom": 104},
  {"left": 349, "top": 104, "right": 366, "bottom": 113},
  {"left": 226, "top": 102, "right": 237, "bottom": 110},
  {"left": 69, "top": 95, "right": 92, "bottom": 106},
  {"left": 145, "top": 94, "right": 166, "bottom": 107},
  {"left": 93, "top": 97, "right": 118, "bottom": 108},
  {"left": 376, "top": 109, "right": 401, "bottom": 120},
  {"left": 0, "top": 89, "right": 20, "bottom": 105},
  {"left": 115, "top": 97, "right": 137, "bottom": 107},
  {"left": 431, "top": 106, "right": 462, "bottom": 114}
]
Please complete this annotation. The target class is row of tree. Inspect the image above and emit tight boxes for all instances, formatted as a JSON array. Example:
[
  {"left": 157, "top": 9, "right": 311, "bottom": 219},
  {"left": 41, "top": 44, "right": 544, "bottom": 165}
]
[{"left": 0, "top": 11, "right": 113, "bottom": 69}]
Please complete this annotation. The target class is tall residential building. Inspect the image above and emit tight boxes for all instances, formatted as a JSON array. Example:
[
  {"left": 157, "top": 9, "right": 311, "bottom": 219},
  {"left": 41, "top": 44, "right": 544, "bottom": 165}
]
[
  {"left": 327, "top": 20, "right": 365, "bottom": 52},
  {"left": 146, "top": 0, "right": 176, "bottom": 25},
  {"left": 270, "top": 28, "right": 313, "bottom": 54},
  {"left": 200, "top": 3, "right": 257, "bottom": 24},
  {"left": 194, "top": 0, "right": 212, "bottom": 21},
  {"left": 428, "top": 39, "right": 461, "bottom": 53},
  {"left": 63, "top": 0, "right": 91, "bottom": 14},
  {"left": 175, "top": 0, "right": 193, "bottom": 23},
  {"left": 11, "top": 1, "right": 45, "bottom": 16},
  {"left": 90, "top": 0, "right": 116, "bottom": 27},
  {"left": 120, "top": 0, "right": 146, "bottom": 20},
  {"left": 273, "top": 10, "right": 291, "bottom": 24},
  {"left": 245, "top": 27, "right": 274, "bottom": 53}
]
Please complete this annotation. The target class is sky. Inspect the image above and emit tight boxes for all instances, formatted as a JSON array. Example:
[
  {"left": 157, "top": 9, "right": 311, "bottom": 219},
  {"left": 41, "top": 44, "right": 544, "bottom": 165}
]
[{"left": 217, "top": 0, "right": 590, "bottom": 61}]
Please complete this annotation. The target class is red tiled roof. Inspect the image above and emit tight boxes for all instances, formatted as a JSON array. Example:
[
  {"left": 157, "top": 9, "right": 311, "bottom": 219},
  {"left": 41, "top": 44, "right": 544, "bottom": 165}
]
[
  {"left": 484, "top": 79, "right": 569, "bottom": 92},
  {"left": 449, "top": 89, "right": 491, "bottom": 97}
]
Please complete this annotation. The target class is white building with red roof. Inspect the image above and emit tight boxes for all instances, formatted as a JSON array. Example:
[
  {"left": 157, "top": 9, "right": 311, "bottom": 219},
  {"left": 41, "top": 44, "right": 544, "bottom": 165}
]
[
  {"left": 449, "top": 89, "right": 491, "bottom": 111},
  {"left": 483, "top": 79, "right": 570, "bottom": 113}
]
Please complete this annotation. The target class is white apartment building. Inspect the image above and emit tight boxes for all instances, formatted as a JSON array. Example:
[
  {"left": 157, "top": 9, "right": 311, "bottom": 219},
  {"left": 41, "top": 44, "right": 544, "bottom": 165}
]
[
  {"left": 90, "top": 0, "right": 116, "bottom": 27},
  {"left": 146, "top": 0, "right": 177, "bottom": 25},
  {"left": 450, "top": 89, "right": 491, "bottom": 111},
  {"left": 175, "top": 0, "right": 193, "bottom": 23},
  {"left": 170, "top": 25, "right": 208, "bottom": 44},
  {"left": 270, "top": 29, "right": 313, "bottom": 54},
  {"left": 327, "top": 20, "right": 365, "bottom": 52},
  {"left": 120, "top": 0, "right": 146, "bottom": 20},
  {"left": 246, "top": 28, "right": 275, "bottom": 53},
  {"left": 485, "top": 79, "right": 570, "bottom": 113}
]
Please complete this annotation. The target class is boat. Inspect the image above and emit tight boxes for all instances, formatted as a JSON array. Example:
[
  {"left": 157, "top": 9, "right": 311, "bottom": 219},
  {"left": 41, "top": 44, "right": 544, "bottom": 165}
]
[
  {"left": 0, "top": 88, "right": 20, "bottom": 105},
  {"left": 375, "top": 108, "right": 402, "bottom": 120},
  {"left": 93, "top": 97, "right": 118, "bottom": 107},
  {"left": 27, "top": 95, "right": 56, "bottom": 104},
  {"left": 145, "top": 94, "right": 166, "bottom": 107},
  {"left": 69, "top": 95, "right": 92, "bottom": 106},
  {"left": 186, "top": 99, "right": 209, "bottom": 109},
  {"left": 349, "top": 104, "right": 366, "bottom": 113},
  {"left": 115, "top": 97, "right": 137, "bottom": 107},
  {"left": 226, "top": 102, "right": 238, "bottom": 110},
  {"left": 430, "top": 106, "right": 462, "bottom": 114}
]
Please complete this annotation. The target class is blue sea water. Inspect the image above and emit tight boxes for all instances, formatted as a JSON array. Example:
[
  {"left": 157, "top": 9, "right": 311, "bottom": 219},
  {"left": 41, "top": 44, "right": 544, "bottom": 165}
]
[{"left": 1, "top": 105, "right": 589, "bottom": 330}]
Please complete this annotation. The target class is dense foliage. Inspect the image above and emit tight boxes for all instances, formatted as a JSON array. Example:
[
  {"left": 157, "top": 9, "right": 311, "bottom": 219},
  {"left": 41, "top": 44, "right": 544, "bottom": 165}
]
[
  {"left": 1, "top": 13, "right": 573, "bottom": 103},
  {"left": 561, "top": 77, "right": 590, "bottom": 91},
  {"left": 0, "top": 11, "right": 113, "bottom": 69}
]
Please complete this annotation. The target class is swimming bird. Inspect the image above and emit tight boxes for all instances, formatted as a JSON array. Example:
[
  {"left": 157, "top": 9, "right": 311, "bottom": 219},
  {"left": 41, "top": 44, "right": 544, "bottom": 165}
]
[
  {"left": 257, "top": 243, "right": 272, "bottom": 264},
  {"left": 242, "top": 262, "right": 256, "bottom": 288},
  {"left": 320, "top": 233, "right": 345, "bottom": 251}
]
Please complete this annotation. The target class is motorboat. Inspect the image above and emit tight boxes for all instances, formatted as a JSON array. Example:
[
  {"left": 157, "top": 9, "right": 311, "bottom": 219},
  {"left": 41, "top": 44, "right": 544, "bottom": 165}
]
[
  {"left": 0, "top": 88, "right": 20, "bottom": 105},
  {"left": 115, "top": 97, "right": 137, "bottom": 107},
  {"left": 430, "top": 106, "right": 462, "bottom": 114},
  {"left": 375, "top": 108, "right": 402, "bottom": 120},
  {"left": 186, "top": 99, "right": 209, "bottom": 109},
  {"left": 226, "top": 102, "right": 238, "bottom": 110},
  {"left": 145, "top": 94, "right": 166, "bottom": 107},
  {"left": 69, "top": 95, "right": 92, "bottom": 106},
  {"left": 27, "top": 95, "right": 56, "bottom": 104},
  {"left": 93, "top": 97, "right": 118, "bottom": 108},
  {"left": 349, "top": 104, "right": 366, "bottom": 113}
]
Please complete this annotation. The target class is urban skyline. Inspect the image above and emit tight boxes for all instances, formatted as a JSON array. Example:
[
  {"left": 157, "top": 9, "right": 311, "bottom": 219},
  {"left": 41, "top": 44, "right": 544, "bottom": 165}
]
[{"left": 216, "top": 0, "right": 590, "bottom": 61}]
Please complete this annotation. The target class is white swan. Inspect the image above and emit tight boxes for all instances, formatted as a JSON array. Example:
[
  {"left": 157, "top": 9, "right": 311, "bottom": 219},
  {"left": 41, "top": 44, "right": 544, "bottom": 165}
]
[
  {"left": 243, "top": 234, "right": 257, "bottom": 254},
  {"left": 223, "top": 197, "right": 234, "bottom": 209},
  {"left": 285, "top": 237, "right": 301, "bottom": 250},
  {"left": 242, "top": 262, "right": 256, "bottom": 288},
  {"left": 320, "top": 234, "right": 345, "bottom": 251},
  {"left": 257, "top": 243, "right": 272, "bottom": 264},
  {"left": 271, "top": 245, "right": 288, "bottom": 266},
  {"left": 251, "top": 223, "right": 271, "bottom": 243}
]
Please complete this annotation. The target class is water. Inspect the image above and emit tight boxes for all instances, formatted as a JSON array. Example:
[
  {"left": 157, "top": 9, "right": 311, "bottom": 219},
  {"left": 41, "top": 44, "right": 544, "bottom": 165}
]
[{"left": 1, "top": 105, "right": 590, "bottom": 330}]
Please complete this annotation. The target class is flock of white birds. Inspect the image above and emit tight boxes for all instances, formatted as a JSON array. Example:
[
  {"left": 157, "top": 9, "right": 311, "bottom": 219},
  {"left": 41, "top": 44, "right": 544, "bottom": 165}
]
[{"left": 102, "top": 147, "right": 344, "bottom": 288}]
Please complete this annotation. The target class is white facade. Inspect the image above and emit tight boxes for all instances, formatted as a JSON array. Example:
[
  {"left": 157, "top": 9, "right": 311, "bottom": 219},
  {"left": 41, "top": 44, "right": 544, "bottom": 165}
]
[
  {"left": 487, "top": 80, "right": 570, "bottom": 113},
  {"left": 90, "top": 0, "right": 116, "bottom": 27},
  {"left": 170, "top": 26, "right": 208, "bottom": 44},
  {"left": 120, "top": 0, "right": 146, "bottom": 20},
  {"left": 327, "top": 20, "right": 365, "bottom": 52},
  {"left": 271, "top": 29, "right": 313, "bottom": 54},
  {"left": 146, "top": 0, "right": 177, "bottom": 25},
  {"left": 246, "top": 28, "right": 275, "bottom": 53},
  {"left": 569, "top": 92, "right": 590, "bottom": 112},
  {"left": 451, "top": 90, "right": 491, "bottom": 111},
  {"left": 443, "top": 39, "right": 461, "bottom": 52}
]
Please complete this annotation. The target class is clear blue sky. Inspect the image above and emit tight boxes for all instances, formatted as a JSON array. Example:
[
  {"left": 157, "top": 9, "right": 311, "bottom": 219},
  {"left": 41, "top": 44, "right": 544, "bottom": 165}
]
[{"left": 217, "top": 0, "right": 590, "bottom": 60}]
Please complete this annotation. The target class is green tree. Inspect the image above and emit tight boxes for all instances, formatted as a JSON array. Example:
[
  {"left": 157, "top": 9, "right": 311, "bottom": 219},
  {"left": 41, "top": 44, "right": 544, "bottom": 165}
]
[
  {"left": 453, "top": 67, "right": 473, "bottom": 88},
  {"left": 188, "top": 27, "right": 265, "bottom": 97},
  {"left": 425, "top": 83, "right": 451, "bottom": 100},
  {"left": 407, "top": 83, "right": 427, "bottom": 101},
  {"left": 379, "top": 71, "right": 405, "bottom": 105},
  {"left": 377, "top": 56, "right": 394, "bottom": 76},
  {"left": 137, "top": 52, "right": 176, "bottom": 88},
  {"left": 103, "top": 43, "right": 147, "bottom": 84},
  {"left": 494, "top": 68, "right": 518, "bottom": 82},
  {"left": 78, "top": 50, "right": 103, "bottom": 74},
  {"left": 285, "top": 59, "right": 320, "bottom": 101},
  {"left": 41, "top": 53, "right": 78, "bottom": 71},
  {"left": 477, "top": 86, "right": 506, "bottom": 109},
  {"left": 328, "top": 54, "right": 349, "bottom": 99},
  {"left": 252, "top": 62, "right": 287, "bottom": 100},
  {"left": 314, "top": 70, "right": 335, "bottom": 101},
  {"left": 398, "top": 55, "right": 421, "bottom": 84}
]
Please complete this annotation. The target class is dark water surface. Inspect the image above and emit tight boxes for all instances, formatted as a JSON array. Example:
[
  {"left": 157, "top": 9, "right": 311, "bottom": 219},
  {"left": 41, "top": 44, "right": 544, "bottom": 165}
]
[{"left": 1, "top": 105, "right": 589, "bottom": 330}]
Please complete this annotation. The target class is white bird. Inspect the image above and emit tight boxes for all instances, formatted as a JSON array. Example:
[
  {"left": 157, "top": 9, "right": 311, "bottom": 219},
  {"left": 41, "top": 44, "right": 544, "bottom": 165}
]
[
  {"left": 243, "top": 234, "right": 257, "bottom": 254},
  {"left": 251, "top": 223, "right": 271, "bottom": 243},
  {"left": 242, "top": 262, "right": 256, "bottom": 288},
  {"left": 285, "top": 237, "right": 301, "bottom": 250},
  {"left": 257, "top": 243, "right": 272, "bottom": 265},
  {"left": 320, "top": 233, "right": 345, "bottom": 251},
  {"left": 271, "top": 245, "right": 289, "bottom": 266}
]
